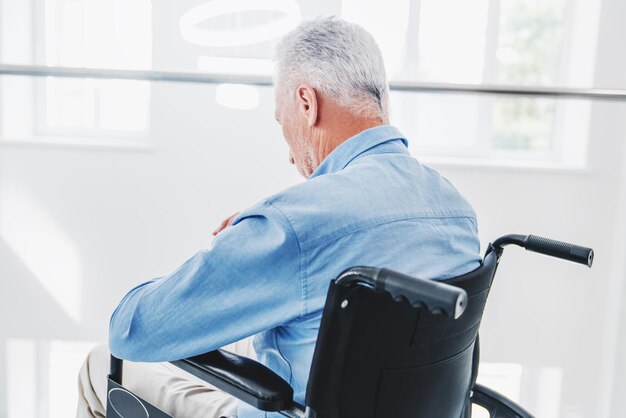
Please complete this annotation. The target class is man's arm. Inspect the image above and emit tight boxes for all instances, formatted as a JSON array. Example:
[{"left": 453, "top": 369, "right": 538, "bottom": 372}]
[{"left": 108, "top": 200, "right": 302, "bottom": 362}]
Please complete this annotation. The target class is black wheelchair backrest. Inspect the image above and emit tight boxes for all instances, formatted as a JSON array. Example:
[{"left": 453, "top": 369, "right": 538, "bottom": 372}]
[{"left": 305, "top": 249, "right": 499, "bottom": 418}]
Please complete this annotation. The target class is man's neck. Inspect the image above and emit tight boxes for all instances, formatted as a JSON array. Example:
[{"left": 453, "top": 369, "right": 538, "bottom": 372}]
[{"left": 313, "top": 99, "right": 386, "bottom": 166}]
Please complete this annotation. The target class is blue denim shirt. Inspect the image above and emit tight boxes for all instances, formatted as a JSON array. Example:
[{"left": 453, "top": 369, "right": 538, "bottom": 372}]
[{"left": 109, "top": 125, "right": 481, "bottom": 417}]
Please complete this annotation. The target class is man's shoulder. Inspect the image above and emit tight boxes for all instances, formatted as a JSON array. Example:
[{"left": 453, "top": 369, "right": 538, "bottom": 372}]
[
  {"left": 268, "top": 155, "right": 476, "bottom": 214},
  {"left": 258, "top": 158, "right": 476, "bottom": 248}
]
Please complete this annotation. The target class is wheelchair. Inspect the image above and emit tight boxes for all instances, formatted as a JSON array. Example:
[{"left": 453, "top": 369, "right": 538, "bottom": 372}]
[{"left": 105, "top": 233, "right": 594, "bottom": 418}]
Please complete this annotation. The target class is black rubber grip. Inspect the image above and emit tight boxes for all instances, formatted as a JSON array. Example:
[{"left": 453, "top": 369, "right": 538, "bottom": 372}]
[
  {"left": 525, "top": 235, "right": 594, "bottom": 267},
  {"left": 377, "top": 268, "right": 468, "bottom": 319}
]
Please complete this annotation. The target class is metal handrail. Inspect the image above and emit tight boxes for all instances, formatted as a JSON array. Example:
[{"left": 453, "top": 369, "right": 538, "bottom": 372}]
[{"left": 2, "top": 64, "right": 626, "bottom": 101}]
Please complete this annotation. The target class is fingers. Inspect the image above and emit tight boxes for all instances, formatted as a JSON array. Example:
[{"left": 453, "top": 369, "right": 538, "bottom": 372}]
[
  {"left": 211, "top": 220, "right": 227, "bottom": 236},
  {"left": 225, "top": 212, "right": 240, "bottom": 226},
  {"left": 212, "top": 218, "right": 229, "bottom": 236},
  {"left": 212, "top": 212, "right": 241, "bottom": 236}
]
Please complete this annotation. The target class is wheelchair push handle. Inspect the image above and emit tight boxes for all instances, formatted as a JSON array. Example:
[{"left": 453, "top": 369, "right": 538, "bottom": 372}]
[
  {"left": 379, "top": 268, "right": 468, "bottom": 319},
  {"left": 492, "top": 234, "right": 594, "bottom": 267},
  {"left": 336, "top": 267, "right": 468, "bottom": 319}
]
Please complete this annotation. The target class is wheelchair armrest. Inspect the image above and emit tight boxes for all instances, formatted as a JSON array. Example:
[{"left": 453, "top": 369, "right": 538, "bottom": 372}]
[
  {"left": 471, "top": 383, "right": 535, "bottom": 418},
  {"left": 171, "top": 349, "right": 294, "bottom": 412}
]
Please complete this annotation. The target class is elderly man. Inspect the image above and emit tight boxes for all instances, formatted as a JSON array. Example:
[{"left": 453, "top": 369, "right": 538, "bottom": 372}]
[{"left": 77, "top": 17, "right": 481, "bottom": 418}]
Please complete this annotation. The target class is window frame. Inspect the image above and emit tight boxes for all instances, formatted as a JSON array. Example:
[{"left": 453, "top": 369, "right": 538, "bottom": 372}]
[{"left": 0, "top": 0, "right": 152, "bottom": 149}]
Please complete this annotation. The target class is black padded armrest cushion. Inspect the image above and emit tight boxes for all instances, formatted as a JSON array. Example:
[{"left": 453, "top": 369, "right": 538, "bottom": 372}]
[{"left": 171, "top": 349, "right": 294, "bottom": 411}]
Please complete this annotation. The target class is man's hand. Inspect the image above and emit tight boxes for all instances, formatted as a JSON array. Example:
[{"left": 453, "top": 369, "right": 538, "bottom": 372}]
[{"left": 212, "top": 212, "right": 241, "bottom": 236}]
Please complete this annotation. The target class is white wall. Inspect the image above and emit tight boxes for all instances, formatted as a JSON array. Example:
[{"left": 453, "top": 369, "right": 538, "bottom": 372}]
[
  {"left": 1, "top": 1, "right": 625, "bottom": 417},
  {"left": 594, "top": 0, "right": 626, "bottom": 416}
]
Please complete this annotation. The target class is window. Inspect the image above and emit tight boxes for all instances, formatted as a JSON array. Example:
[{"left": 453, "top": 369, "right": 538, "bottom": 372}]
[
  {"left": 342, "top": 0, "right": 599, "bottom": 167},
  {"left": 40, "top": 0, "right": 152, "bottom": 137},
  {"left": 1, "top": 0, "right": 600, "bottom": 164},
  {"left": 0, "top": 0, "right": 152, "bottom": 146}
]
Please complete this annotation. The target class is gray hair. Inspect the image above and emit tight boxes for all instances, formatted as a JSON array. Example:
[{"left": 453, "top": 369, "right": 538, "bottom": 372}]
[{"left": 274, "top": 17, "right": 389, "bottom": 120}]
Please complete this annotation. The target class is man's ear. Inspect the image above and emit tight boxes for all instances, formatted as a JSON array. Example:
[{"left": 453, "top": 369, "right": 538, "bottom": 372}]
[{"left": 296, "top": 84, "right": 318, "bottom": 127}]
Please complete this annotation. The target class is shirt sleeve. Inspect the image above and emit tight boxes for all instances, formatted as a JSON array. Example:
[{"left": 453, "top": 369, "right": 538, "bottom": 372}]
[{"left": 108, "top": 200, "right": 303, "bottom": 362}]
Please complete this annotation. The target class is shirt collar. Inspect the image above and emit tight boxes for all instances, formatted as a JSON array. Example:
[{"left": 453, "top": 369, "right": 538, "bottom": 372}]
[{"left": 309, "top": 125, "right": 409, "bottom": 179}]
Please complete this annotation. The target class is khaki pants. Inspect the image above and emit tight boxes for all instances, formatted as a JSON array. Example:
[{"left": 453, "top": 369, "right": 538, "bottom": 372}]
[{"left": 76, "top": 338, "right": 256, "bottom": 418}]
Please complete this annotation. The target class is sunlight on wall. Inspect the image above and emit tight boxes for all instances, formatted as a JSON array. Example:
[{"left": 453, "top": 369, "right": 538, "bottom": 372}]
[
  {"left": 5, "top": 339, "right": 97, "bottom": 418},
  {"left": 48, "top": 340, "right": 98, "bottom": 418},
  {"left": 6, "top": 339, "right": 38, "bottom": 418},
  {"left": 0, "top": 183, "right": 82, "bottom": 322}
]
